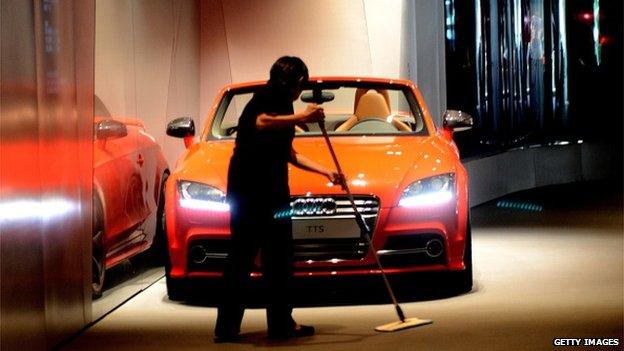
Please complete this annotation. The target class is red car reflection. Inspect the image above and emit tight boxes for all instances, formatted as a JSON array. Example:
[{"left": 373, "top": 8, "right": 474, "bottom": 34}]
[{"left": 92, "top": 98, "right": 169, "bottom": 298}]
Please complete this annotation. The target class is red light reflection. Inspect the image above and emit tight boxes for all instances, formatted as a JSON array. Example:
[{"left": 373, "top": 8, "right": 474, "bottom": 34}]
[{"left": 580, "top": 12, "right": 593, "bottom": 22}]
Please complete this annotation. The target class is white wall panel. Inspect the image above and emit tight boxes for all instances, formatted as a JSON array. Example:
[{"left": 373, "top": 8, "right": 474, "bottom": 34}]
[
  {"left": 364, "top": 0, "right": 403, "bottom": 78},
  {"left": 220, "top": 0, "right": 373, "bottom": 82},
  {"left": 133, "top": 0, "right": 200, "bottom": 168},
  {"left": 132, "top": 0, "right": 178, "bottom": 139},
  {"left": 96, "top": 0, "right": 200, "bottom": 168},
  {"left": 162, "top": 1, "right": 201, "bottom": 165},
  {"left": 95, "top": 0, "right": 136, "bottom": 117},
  {"left": 197, "top": 0, "right": 446, "bottom": 127},
  {"left": 199, "top": 0, "right": 232, "bottom": 124}
]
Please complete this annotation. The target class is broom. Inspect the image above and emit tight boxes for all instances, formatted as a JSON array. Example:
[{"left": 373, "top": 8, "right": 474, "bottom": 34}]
[{"left": 318, "top": 121, "right": 433, "bottom": 332}]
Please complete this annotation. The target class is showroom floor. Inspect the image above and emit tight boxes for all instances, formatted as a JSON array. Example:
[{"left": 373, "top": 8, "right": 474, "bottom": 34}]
[{"left": 63, "top": 182, "right": 623, "bottom": 350}]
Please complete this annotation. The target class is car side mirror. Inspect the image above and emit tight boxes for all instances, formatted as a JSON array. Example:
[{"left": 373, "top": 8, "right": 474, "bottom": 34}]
[
  {"left": 96, "top": 119, "right": 127, "bottom": 140},
  {"left": 442, "top": 110, "right": 473, "bottom": 132},
  {"left": 167, "top": 117, "right": 195, "bottom": 137},
  {"left": 167, "top": 117, "right": 195, "bottom": 148}
]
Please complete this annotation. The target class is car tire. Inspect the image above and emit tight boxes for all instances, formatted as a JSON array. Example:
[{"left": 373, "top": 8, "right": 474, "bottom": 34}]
[
  {"left": 451, "top": 218, "right": 473, "bottom": 293},
  {"left": 149, "top": 172, "right": 169, "bottom": 265},
  {"left": 92, "top": 195, "right": 106, "bottom": 299},
  {"left": 165, "top": 276, "right": 189, "bottom": 301},
  {"left": 158, "top": 176, "right": 189, "bottom": 301}
]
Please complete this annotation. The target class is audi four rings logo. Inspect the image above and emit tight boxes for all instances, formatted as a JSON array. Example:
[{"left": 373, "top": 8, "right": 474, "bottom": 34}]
[{"left": 291, "top": 198, "right": 337, "bottom": 216}]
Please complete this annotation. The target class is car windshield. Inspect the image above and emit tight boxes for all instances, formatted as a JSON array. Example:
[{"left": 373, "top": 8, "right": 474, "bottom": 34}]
[{"left": 209, "top": 83, "right": 427, "bottom": 139}]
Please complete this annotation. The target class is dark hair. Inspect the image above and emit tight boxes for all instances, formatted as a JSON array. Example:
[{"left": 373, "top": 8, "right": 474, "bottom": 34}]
[{"left": 268, "top": 56, "right": 309, "bottom": 90}]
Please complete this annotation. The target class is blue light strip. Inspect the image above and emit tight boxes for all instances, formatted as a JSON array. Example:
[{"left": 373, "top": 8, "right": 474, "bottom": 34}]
[{"left": 496, "top": 200, "right": 543, "bottom": 212}]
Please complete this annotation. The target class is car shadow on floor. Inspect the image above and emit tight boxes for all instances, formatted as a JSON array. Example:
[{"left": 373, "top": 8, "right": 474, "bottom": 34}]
[{"left": 168, "top": 272, "right": 476, "bottom": 309}]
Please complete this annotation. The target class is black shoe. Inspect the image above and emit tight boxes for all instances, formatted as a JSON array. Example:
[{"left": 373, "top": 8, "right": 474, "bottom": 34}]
[
  {"left": 214, "top": 334, "right": 239, "bottom": 343},
  {"left": 268, "top": 324, "right": 315, "bottom": 340}
]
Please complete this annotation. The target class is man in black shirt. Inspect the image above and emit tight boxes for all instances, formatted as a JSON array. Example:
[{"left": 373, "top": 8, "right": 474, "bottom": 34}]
[{"left": 215, "top": 56, "right": 344, "bottom": 342}]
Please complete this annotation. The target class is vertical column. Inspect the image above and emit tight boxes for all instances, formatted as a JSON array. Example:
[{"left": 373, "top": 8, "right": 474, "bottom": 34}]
[
  {"left": 0, "top": 0, "right": 47, "bottom": 349},
  {"left": 34, "top": 0, "right": 94, "bottom": 347},
  {"left": 0, "top": 0, "right": 94, "bottom": 349},
  {"left": 411, "top": 0, "right": 447, "bottom": 125}
]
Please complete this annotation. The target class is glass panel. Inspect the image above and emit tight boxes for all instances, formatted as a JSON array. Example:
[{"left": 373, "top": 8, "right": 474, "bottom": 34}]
[{"left": 443, "top": 0, "right": 622, "bottom": 158}]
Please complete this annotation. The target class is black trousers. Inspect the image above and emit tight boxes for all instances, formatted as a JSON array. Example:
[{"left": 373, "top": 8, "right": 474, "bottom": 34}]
[{"left": 215, "top": 205, "right": 295, "bottom": 336}]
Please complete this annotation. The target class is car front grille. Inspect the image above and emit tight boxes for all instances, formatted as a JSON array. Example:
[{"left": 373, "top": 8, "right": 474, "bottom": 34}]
[
  {"left": 289, "top": 196, "right": 379, "bottom": 218},
  {"left": 290, "top": 195, "right": 379, "bottom": 260},
  {"left": 188, "top": 195, "right": 380, "bottom": 271}
]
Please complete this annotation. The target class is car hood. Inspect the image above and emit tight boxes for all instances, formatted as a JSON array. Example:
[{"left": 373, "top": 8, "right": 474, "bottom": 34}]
[{"left": 176, "top": 135, "right": 457, "bottom": 208}]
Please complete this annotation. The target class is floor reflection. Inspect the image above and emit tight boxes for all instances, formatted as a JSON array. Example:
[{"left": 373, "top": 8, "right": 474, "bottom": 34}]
[
  {"left": 69, "top": 180, "right": 621, "bottom": 350},
  {"left": 92, "top": 254, "right": 165, "bottom": 321}
]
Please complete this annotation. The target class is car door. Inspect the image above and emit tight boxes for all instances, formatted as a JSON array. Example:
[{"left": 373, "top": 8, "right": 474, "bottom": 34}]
[
  {"left": 129, "top": 122, "right": 155, "bottom": 230},
  {"left": 94, "top": 117, "right": 140, "bottom": 252},
  {"left": 134, "top": 126, "right": 164, "bottom": 241}
]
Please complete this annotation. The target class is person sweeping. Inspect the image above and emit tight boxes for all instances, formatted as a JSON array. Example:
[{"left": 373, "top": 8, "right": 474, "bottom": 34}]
[{"left": 214, "top": 56, "right": 344, "bottom": 343}]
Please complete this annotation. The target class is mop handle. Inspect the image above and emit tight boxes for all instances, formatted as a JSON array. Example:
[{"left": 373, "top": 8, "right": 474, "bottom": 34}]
[{"left": 318, "top": 122, "right": 405, "bottom": 322}]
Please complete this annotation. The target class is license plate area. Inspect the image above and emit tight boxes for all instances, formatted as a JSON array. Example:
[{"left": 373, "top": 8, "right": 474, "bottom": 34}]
[{"left": 292, "top": 217, "right": 361, "bottom": 240}]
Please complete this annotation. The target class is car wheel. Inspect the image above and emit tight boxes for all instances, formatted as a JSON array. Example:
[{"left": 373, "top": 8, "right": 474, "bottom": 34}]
[
  {"left": 92, "top": 196, "right": 106, "bottom": 299},
  {"left": 165, "top": 276, "right": 188, "bottom": 301},
  {"left": 149, "top": 173, "right": 169, "bottom": 265},
  {"left": 158, "top": 176, "right": 188, "bottom": 301},
  {"left": 451, "top": 218, "right": 473, "bottom": 293}
]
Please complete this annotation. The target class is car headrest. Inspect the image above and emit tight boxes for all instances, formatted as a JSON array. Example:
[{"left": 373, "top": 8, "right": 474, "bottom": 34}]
[
  {"left": 354, "top": 88, "right": 391, "bottom": 111},
  {"left": 355, "top": 91, "right": 391, "bottom": 120}
]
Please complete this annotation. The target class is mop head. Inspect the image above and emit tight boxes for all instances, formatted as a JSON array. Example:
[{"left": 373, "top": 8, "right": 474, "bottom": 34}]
[{"left": 374, "top": 317, "right": 433, "bottom": 332}]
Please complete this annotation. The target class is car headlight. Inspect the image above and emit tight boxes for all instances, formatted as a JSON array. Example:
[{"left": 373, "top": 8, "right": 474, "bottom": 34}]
[
  {"left": 178, "top": 180, "right": 229, "bottom": 212},
  {"left": 398, "top": 173, "right": 455, "bottom": 207}
]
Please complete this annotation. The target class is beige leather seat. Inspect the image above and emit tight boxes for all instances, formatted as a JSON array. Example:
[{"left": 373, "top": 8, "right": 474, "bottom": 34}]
[{"left": 335, "top": 89, "right": 412, "bottom": 132}]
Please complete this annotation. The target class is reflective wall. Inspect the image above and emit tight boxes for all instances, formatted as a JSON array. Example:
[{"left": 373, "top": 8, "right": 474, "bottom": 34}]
[
  {"left": 95, "top": 0, "right": 199, "bottom": 169},
  {"left": 91, "top": 0, "right": 198, "bottom": 316},
  {"left": 0, "top": 0, "right": 94, "bottom": 350}
]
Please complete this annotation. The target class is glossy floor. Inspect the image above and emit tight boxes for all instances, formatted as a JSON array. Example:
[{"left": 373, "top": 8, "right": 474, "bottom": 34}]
[
  {"left": 64, "top": 181, "right": 623, "bottom": 350},
  {"left": 92, "top": 260, "right": 164, "bottom": 321}
]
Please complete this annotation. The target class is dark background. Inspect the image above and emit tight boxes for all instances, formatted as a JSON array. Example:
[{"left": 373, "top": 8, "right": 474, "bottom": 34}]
[{"left": 444, "top": 0, "right": 623, "bottom": 170}]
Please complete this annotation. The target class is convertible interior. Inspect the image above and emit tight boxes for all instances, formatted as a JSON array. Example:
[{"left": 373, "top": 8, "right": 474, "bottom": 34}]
[{"left": 215, "top": 86, "right": 425, "bottom": 138}]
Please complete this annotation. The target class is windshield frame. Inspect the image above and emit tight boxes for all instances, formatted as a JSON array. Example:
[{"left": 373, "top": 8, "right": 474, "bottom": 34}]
[{"left": 206, "top": 81, "right": 430, "bottom": 141}]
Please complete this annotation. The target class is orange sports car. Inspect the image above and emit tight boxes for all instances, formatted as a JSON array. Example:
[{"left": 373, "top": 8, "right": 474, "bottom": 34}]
[
  {"left": 92, "top": 98, "right": 169, "bottom": 298},
  {"left": 164, "top": 77, "right": 473, "bottom": 300}
]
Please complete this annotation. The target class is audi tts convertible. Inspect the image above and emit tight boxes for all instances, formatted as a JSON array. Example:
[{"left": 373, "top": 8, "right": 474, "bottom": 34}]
[{"left": 164, "top": 77, "right": 473, "bottom": 300}]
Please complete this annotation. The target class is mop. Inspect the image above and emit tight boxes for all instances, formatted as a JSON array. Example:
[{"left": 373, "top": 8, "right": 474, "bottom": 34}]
[{"left": 318, "top": 121, "right": 433, "bottom": 332}]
